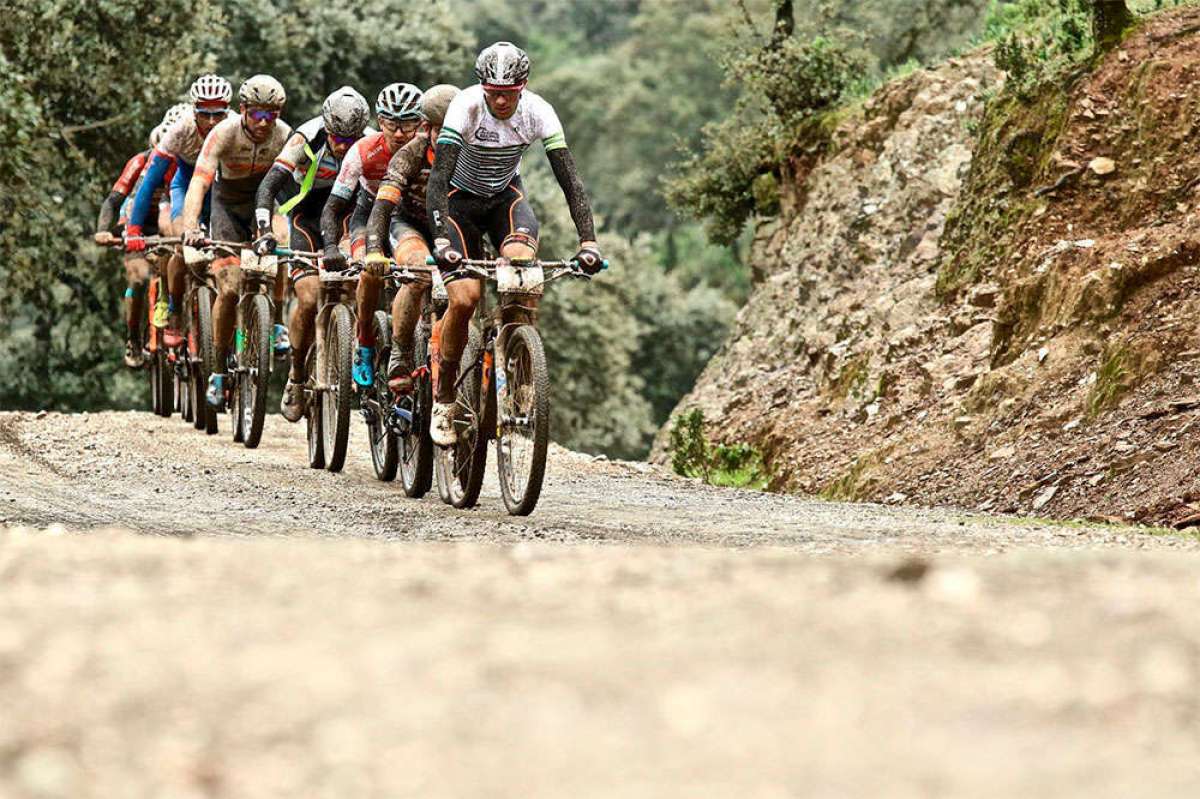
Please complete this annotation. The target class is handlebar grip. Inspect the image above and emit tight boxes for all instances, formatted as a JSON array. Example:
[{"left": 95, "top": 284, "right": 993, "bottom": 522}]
[{"left": 426, "top": 255, "right": 436, "bottom": 266}]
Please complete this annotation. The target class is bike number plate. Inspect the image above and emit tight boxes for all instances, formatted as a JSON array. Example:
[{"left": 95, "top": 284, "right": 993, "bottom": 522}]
[
  {"left": 183, "top": 246, "right": 207, "bottom": 266},
  {"left": 495, "top": 264, "right": 544, "bottom": 295},
  {"left": 431, "top": 268, "right": 449, "bottom": 302},
  {"left": 240, "top": 249, "right": 278, "bottom": 277}
]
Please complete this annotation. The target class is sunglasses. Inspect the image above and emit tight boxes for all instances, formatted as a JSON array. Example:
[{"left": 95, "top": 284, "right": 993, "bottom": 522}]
[
  {"left": 331, "top": 133, "right": 359, "bottom": 146},
  {"left": 196, "top": 108, "right": 226, "bottom": 118},
  {"left": 247, "top": 109, "right": 279, "bottom": 123}
]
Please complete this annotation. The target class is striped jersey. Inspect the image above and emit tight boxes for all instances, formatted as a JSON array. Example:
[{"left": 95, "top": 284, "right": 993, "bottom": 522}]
[{"left": 438, "top": 85, "right": 566, "bottom": 198}]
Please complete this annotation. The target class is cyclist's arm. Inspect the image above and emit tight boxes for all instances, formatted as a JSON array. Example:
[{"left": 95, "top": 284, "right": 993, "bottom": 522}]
[
  {"left": 320, "top": 144, "right": 362, "bottom": 248},
  {"left": 366, "top": 182, "right": 399, "bottom": 255},
  {"left": 426, "top": 141, "right": 462, "bottom": 240},
  {"left": 96, "top": 191, "right": 124, "bottom": 234},
  {"left": 255, "top": 164, "right": 291, "bottom": 225},
  {"left": 127, "top": 150, "right": 173, "bottom": 229},
  {"left": 320, "top": 193, "right": 350, "bottom": 249},
  {"left": 182, "top": 129, "right": 223, "bottom": 232},
  {"left": 546, "top": 147, "right": 596, "bottom": 244}
]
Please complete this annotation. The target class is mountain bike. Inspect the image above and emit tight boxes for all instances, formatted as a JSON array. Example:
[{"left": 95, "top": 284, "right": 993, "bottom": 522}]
[
  {"left": 225, "top": 246, "right": 287, "bottom": 449},
  {"left": 429, "top": 256, "right": 604, "bottom": 515},
  {"left": 358, "top": 262, "right": 446, "bottom": 493},
  {"left": 104, "top": 236, "right": 178, "bottom": 417},
  {"left": 302, "top": 262, "right": 359, "bottom": 473}
]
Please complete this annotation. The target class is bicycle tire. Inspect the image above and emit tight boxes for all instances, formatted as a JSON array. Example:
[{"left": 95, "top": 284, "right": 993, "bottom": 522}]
[
  {"left": 400, "top": 319, "right": 434, "bottom": 498},
  {"left": 149, "top": 346, "right": 163, "bottom": 416},
  {"left": 241, "top": 294, "right": 271, "bottom": 449},
  {"left": 434, "top": 326, "right": 486, "bottom": 508},
  {"left": 305, "top": 345, "right": 325, "bottom": 469},
  {"left": 496, "top": 325, "right": 550, "bottom": 516},
  {"left": 156, "top": 347, "right": 173, "bottom": 418},
  {"left": 196, "top": 286, "right": 219, "bottom": 435},
  {"left": 368, "top": 310, "right": 398, "bottom": 482},
  {"left": 322, "top": 303, "right": 354, "bottom": 472}
]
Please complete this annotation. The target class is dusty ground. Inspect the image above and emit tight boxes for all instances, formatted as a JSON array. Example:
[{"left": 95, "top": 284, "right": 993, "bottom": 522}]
[{"left": 2, "top": 410, "right": 1200, "bottom": 797}]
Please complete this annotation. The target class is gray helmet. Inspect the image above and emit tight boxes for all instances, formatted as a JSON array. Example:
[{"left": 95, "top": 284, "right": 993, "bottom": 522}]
[
  {"left": 239, "top": 74, "right": 286, "bottom": 109},
  {"left": 190, "top": 74, "right": 232, "bottom": 105},
  {"left": 322, "top": 86, "right": 370, "bottom": 137},
  {"left": 376, "top": 83, "right": 422, "bottom": 121},
  {"left": 475, "top": 42, "right": 530, "bottom": 87},
  {"left": 420, "top": 84, "right": 460, "bottom": 127}
]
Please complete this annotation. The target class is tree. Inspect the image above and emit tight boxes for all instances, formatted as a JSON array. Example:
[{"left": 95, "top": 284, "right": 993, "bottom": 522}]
[{"left": 1090, "top": 0, "right": 1132, "bottom": 50}]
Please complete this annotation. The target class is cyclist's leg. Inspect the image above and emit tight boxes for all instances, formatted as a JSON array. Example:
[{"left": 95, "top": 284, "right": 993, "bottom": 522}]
[
  {"left": 388, "top": 218, "right": 433, "bottom": 391},
  {"left": 123, "top": 252, "right": 151, "bottom": 364},
  {"left": 437, "top": 192, "right": 487, "bottom": 404},
  {"left": 166, "top": 163, "right": 196, "bottom": 320},
  {"left": 286, "top": 209, "right": 323, "bottom": 383},
  {"left": 489, "top": 180, "right": 541, "bottom": 323},
  {"left": 351, "top": 190, "right": 380, "bottom": 345},
  {"left": 208, "top": 191, "right": 250, "bottom": 375}
]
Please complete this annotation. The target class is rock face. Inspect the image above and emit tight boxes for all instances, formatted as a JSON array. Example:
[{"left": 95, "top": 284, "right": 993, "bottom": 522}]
[
  {"left": 658, "top": 7, "right": 1200, "bottom": 527},
  {"left": 655, "top": 53, "right": 1002, "bottom": 487}
]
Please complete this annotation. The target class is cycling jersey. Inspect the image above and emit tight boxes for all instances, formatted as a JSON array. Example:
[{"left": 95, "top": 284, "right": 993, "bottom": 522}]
[
  {"left": 275, "top": 117, "right": 348, "bottom": 192},
  {"left": 437, "top": 85, "right": 566, "bottom": 198},
  {"left": 329, "top": 131, "right": 393, "bottom": 201},
  {"left": 193, "top": 115, "right": 293, "bottom": 203},
  {"left": 376, "top": 132, "right": 435, "bottom": 228},
  {"left": 112, "top": 151, "right": 149, "bottom": 196},
  {"left": 128, "top": 110, "right": 231, "bottom": 228}
]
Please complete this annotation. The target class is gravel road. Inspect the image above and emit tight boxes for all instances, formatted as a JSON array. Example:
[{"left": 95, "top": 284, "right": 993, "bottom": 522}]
[{"left": 2, "top": 411, "right": 1199, "bottom": 797}]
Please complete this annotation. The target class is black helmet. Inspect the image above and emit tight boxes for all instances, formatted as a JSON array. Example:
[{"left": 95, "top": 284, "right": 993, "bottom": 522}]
[{"left": 475, "top": 42, "right": 530, "bottom": 88}]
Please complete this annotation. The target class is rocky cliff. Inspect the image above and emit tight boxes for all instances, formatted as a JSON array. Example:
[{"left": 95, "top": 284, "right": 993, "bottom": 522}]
[{"left": 661, "top": 7, "right": 1200, "bottom": 527}]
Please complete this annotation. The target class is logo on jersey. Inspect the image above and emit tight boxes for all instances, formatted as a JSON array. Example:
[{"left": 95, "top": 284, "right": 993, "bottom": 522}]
[{"left": 474, "top": 127, "right": 501, "bottom": 143}]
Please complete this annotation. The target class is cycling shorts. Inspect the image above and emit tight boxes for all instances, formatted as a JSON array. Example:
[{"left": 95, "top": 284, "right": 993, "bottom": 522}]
[{"left": 443, "top": 178, "right": 539, "bottom": 259}]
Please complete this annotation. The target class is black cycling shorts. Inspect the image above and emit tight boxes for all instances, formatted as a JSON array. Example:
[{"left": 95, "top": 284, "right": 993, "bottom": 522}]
[
  {"left": 444, "top": 178, "right": 539, "bottom": 259},
  {"left": 210, "top": 188, "right": 254, "bottom": 245},
  {"left": 284, "top": 185, "right": 348, "bottom": 282}
]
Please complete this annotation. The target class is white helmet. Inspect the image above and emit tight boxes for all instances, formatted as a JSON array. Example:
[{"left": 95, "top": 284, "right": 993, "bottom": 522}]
[
  {"left": 376, "top": 83, "right": 422, "bottom": 121},
  {"left": 190, "top": 74, "right": 232, "bottom": 105},
  {"left": 161, "top": 102, "right": 191, "bottom": 130},
  {"left": 239, "top": 74, "right": 286, "bottom": 109},
  {"left": 149, "top": 124, "right": 166, "bottom": 149},
  {"left": 322, "top": 86, "right": 370, "bottom": 138},
  {"left": 475, "top": 42, "right": 530, "bottom": 88}
]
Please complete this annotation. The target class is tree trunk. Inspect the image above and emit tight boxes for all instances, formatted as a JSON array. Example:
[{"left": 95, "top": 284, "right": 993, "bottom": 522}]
[
  {"left": 772, "top": 0, "right": 794, "bottom": 45},
  {"left": 1091, "top": 0, "right": 1133, "bottom": 51}
]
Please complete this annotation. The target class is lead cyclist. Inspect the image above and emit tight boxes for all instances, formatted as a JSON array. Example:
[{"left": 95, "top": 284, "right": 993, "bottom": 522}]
[{"left": 426, "top": 41, "right": 604, "bottom": 446}]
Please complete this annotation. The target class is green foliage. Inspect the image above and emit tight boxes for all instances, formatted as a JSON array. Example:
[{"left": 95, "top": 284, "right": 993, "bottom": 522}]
[
  {"left": 667, "top": 409, "right": 769, "bottom": 489},
  {"left": 1087, "top": 344, "right": 1129, "bottom": 417}
]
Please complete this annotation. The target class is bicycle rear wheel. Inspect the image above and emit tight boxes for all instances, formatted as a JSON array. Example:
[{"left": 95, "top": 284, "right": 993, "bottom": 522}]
[
  {"left": 149, "top": 346, "right": 163, "bottom": 416},
  {"left": 400, "top": 319, "right": 434, "bottom": 498},
  {"left": 496, "top": 325, "right": 550, "bottom": 516},
  {"left": 156, "top": 347, "right": 173, "bottom": 418},
  {"left": 368, "top": 310, "right": 398, "bottom": 482},
  {"left": 322, "top": 303, "right": 354, "bottom": 472},
  {"left": 195, "top": 286, "right": 219, "bottom": 435},
  {"left": 434, "top": 327, "right": 486, "bottom": 509},
  {"left": 240, "top": 294, "right": 271, "bottom": 449}
]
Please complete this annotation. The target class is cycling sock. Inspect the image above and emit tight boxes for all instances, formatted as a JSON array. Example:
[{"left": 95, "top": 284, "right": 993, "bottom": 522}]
[{"left": 124, "top": 287, "right": 135, "bottom": 299}]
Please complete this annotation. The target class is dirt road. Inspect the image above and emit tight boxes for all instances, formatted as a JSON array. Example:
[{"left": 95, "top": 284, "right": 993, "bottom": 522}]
[{"left": 2, "top": 411, "right": 1199, "bottom": 797}]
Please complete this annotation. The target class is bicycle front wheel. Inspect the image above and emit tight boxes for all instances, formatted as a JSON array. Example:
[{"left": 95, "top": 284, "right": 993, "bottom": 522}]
[
  {"left": 305, "top": 345, "right": 325, "bottom": 469},
  {"left": 434, "top": 326, "right": 486, "bottom": 509},
  {"left": 368, "top": 310, "right": 398, "bottom": 482},
  {"left": 399, "top": 319, "right": 433, "bottom": 497},
  {"left": 195, "top": 286, "right": 219, "bottom": 435},
  {"left": 496, "top": 325, "right": 550, "bottom": 516},
  {"left": 322, "top": 303, "right": 354, "bottom": 472},
  {"left": 240, "top": 294, "right": 272, "bottom": 449}
]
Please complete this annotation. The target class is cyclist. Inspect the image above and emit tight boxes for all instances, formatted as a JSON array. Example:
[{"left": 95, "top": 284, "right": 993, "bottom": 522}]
[
  {"left": 180, "top": 74, "right": 292, "bottom": 408},
  {"left": 426, "top": 42, "right": 603, "bottom": 445},
  {"left": 319, "top": 83, "right": 423, "bottom": 386},
  {"left": 97, "top": 121, "right": 177, "bottom": 367},
  {"left": 252, "top": 86, "right": 373, "bottom": 422},
  {"left": 361, "top": 84, "right": 459, "bottom": 394}
]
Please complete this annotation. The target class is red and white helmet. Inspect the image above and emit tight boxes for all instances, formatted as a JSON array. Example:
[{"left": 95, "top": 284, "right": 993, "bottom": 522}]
[{"left": 190, "top": 74, "right": 232, "bottom": 106}]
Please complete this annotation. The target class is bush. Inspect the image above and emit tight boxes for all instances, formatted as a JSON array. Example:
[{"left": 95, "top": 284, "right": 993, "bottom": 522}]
[{"left": 668, "top": 408, "right": 769, "bottom": 489}]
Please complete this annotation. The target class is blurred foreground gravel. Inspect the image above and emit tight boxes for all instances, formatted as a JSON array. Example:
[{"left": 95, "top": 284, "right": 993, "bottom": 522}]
[{"left": 2, "top": 411, "right": 1199, "bottom": 797}]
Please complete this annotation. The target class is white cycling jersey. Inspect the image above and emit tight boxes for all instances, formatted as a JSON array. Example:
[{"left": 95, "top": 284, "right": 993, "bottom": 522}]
[{"left": 437, "top": 84, "right": 567, "bottom": 198}]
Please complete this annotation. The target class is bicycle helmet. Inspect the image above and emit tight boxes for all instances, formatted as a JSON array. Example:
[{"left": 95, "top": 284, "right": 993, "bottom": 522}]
[
  {"left": 160, "top": 102, "right": 191, "bottom": 130},
  {"left": 322, "top": 86, "right": 370, "bottom": 137},
  {"left": 420, "top": 84, "right": 460, "bottom": 127},
  {"left": 475, "top": 42, "right": 530, "bottom": 88},
  {"left": 239, "top": 74, "right": 286, "bottom": 109},
  {"left": 149, "top": 123, "right": 166, "bottom": 149},
  {"left": 190, "top": 74, "right": 232, "bottom": 105},
  {"left": 376, "top": 83, "right": 422, "bottom": 121}
]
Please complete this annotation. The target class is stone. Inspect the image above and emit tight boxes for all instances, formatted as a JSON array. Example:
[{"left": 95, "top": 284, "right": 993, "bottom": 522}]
[
  {"left": 989, "top": 445, "right": 1016, "bottom": 461},
  {"left": 1032, "top": 485, "right": 1059, "bottom": 511},
  {"left": 1089, "top": 157, "right": 1117, "bottom": 176}
]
